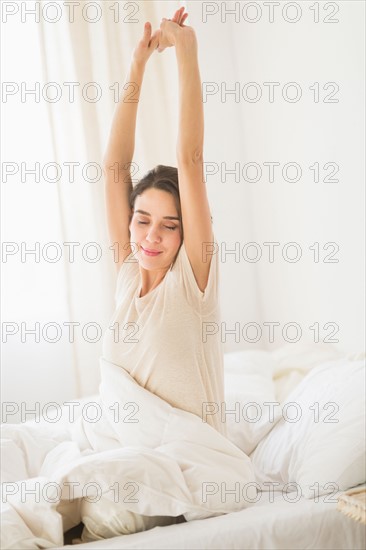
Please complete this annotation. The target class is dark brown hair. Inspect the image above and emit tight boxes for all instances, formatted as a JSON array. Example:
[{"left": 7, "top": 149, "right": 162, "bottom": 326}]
[{"left": 129, "top": 164, "right": 184, "bottom": 241}]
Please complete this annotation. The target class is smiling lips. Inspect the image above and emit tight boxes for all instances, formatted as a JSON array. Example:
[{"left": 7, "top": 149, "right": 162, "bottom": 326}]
[{"left": 141, "top": 246, "right": 163, "bottom": 256}]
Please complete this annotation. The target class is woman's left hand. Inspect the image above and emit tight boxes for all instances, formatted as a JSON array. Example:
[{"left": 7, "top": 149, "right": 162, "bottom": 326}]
[{"left": 157, "top": 6, "right": 190, "bottom": 53}]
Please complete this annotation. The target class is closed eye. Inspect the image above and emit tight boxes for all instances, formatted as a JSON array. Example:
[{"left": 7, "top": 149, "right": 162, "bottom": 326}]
[{"left": 137, "top": 221, "right": 177, "bottom": 231}]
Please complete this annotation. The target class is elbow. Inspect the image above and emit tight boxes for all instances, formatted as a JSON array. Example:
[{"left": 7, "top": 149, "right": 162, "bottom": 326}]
[
  {"left": 102, "top": 157, "right": 113, "bottom": 175},
  {"left": 177, "top": 148, "right": 204, "bottom": 166}
]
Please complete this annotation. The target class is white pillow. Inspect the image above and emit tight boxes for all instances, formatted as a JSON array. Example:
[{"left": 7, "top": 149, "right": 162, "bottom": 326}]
[
  {"left": 80, "top": 506, "right": 179, "bottom": 542},
  {"left": 250, "top": 356, "right": 366, "bottom": 498},
  {"left": 224, "top": 350, "right": 281, "bottom": 455},
  {"left": 271, "top": 342, "right": 345, "bottom": 403}
]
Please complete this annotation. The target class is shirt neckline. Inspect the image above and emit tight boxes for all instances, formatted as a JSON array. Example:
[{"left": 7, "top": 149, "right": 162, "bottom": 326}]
[
  {"left": 135, "top": 281, "right": 162, "bottom": 300},
  {"left": 135, "top": 271, "right": 170, "bottom": 300},
  {"left": 134, "top": 257, "right": 176, "bottom": 300}
]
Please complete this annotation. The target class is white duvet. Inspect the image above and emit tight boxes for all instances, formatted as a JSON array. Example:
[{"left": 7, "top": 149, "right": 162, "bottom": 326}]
[
  {"left": 2, "top": 344, "right": 365, "bottom": 549},
  {"left": 1, "top": 357, "right": 256, "bottom": 548}
]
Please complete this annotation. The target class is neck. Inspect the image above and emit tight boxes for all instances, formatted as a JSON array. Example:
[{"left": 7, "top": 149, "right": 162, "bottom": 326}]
[{"left": 138, "top": 265, "right": 170, "bottom": 297}]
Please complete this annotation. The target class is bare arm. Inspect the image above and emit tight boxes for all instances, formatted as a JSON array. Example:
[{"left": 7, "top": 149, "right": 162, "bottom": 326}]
[
  {"left": 103, "top": 61, "right": 144, "bottom": 170},
  {"left": 159, "top": 16, "right": 213, "bottom": 292},
  {"left": 175, "top": 32, "right": 204, "bottom": 163},
  {"left": 103, "top": 24, "right": 159, "bottom": 271}
]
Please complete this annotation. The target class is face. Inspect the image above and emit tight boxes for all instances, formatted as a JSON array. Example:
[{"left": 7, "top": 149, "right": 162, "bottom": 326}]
[{"left": 129, "top": 188, "right": 182, "bottom": 270}]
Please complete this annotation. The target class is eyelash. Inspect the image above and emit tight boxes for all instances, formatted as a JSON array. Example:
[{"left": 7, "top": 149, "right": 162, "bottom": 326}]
[{"left": 137, "top": 221, "right": 177, "bottom": 231}]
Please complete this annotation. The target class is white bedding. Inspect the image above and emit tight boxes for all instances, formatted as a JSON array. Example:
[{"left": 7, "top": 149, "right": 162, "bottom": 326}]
[
  {"left": 61, "top": 488, "right": 366, "bottom": 549},
  {"left": 1, "top": 357, "right": 255, "bottom": 548},
  {"left": 1, "top": 343, "right": 365, "bottom": 549}
]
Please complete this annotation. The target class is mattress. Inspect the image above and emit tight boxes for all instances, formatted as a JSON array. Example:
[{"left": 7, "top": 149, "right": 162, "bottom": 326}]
[{"left": 61, "top": 487, "right": 366, "bottom": 549}]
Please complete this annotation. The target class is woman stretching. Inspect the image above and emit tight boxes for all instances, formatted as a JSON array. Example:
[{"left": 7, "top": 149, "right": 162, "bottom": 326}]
[
  {"left": 0, "top": 11, "right": 256, "bottom": 545},
  {"left": 102, "top": 7, "right": 226, "bottom": 438}
]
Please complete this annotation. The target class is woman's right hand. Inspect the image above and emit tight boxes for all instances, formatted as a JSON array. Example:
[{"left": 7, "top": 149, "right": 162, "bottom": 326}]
[{"left": 132, "top": 22, "right": 160, "bottom": 67}]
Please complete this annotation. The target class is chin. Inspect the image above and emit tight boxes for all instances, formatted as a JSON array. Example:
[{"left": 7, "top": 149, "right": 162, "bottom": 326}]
[{"left": 139, "top": 251, "right": 175, "bottom": 270}]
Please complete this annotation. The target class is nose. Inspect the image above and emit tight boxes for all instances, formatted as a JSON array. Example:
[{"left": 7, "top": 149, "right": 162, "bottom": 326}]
[{"left": 146, "top": 225, "right": 161, "bottom": 243}]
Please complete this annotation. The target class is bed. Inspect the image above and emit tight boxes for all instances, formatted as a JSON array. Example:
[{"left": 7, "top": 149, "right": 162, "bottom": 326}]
[
  {"left": 1, "top": 342, "right": 365, "bottom": 549},
  {"left": 62, "top": 488, "right": 365, "bottom": 549}
]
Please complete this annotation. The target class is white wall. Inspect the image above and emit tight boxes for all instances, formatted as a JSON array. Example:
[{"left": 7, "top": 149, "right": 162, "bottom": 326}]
[{"left": 192, "top": 0, "right": 365, "bottom": 355}]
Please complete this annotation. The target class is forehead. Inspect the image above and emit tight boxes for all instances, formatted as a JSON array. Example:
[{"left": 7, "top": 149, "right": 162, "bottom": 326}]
[{"left": 135, "top": 189, "right": 177, "bottom": 211}]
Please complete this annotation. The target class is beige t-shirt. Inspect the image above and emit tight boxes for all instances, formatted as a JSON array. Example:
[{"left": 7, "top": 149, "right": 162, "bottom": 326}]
[{"left": 102, "top": 236, "right": 226, "bottom": 437}]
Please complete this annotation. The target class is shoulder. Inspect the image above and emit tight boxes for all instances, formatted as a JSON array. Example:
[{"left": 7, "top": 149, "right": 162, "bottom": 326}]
[
  {"left": 170, "top": 236, "right": 220, "bottom": 315},
  {"left": 114, "top": 251, "right": 139, "bottom": 305}
]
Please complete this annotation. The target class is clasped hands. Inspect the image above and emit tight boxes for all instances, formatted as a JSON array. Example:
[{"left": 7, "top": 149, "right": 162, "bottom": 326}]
[{"left": 133, "top": 6, "right": 194, "bottom": 66}]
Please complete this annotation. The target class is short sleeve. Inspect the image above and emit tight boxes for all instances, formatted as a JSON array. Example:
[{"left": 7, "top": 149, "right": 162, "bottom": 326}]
[
  {"left": 114, "top": 251, "right": 139, "bottom": 307},
  {"left": 174, "top": 234, "right": 220, "bottom": 317}
]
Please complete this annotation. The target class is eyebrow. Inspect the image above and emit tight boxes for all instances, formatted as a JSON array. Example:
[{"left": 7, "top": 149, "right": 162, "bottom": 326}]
[{"left": 135, "top": 209, "right": 180, "bottom": 221}]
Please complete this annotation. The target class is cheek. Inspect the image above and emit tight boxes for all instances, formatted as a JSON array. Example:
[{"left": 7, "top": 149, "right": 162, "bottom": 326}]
[
  {"left": 129, "top": 221, "right": 142, "bottom": 238},
  {"left": 170, "top": 230, "right": 182, "bottom": 249}
]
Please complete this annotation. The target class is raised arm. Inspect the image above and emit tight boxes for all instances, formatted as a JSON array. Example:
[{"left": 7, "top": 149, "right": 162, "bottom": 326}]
[
  {"left": 103, "top": 24, "right": 159, "bottom": 271},
  {"left": 159, "top": 15, "right": 214, "bottom": 293}
]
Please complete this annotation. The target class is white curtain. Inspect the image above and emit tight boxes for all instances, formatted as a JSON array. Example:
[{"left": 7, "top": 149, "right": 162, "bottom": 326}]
[{"left": 2, "top": 1, "right": 364, "bottom": 418}]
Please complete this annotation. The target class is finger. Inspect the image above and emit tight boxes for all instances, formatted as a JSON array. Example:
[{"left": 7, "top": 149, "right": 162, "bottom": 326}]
[
  {"left": 142, "top": 21, "right": 152, "bottom": 43},
  {"left": 149, "top": 30, "right": 160, "bottom": 50},
  {"left": 177, "top": 7, "right": 186, "bottom": 23},
  {"left": 178, "top": 13, "right": 188, "bottom": 26},
  {"left": 153, "top": 29, "right": 164, "bottom": 52},
  {"left": 173, "top": 6, "right": 184, "bottom": 19},
  {"left": 172, "top": 6, "right": 184, "bottom": 23},
  {"left": 181, "top": 13, "right": 188, "bottom": 25}
]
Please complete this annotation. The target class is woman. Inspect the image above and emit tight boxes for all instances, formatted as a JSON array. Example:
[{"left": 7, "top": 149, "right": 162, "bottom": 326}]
[
  {"left": 102, "top": 7, "right": 226, "bottom": 438},
  {"left": 0, "top": 12, "right": 255, "bottom": 545}
]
